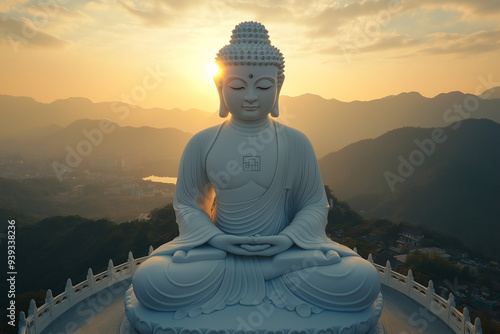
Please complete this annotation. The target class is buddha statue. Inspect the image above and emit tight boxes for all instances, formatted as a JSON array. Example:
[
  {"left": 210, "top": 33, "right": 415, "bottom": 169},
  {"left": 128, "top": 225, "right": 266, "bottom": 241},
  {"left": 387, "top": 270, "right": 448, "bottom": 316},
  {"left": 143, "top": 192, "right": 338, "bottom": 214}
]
[{"left": 125, "top": 21, "right": 382, "bottom": 334}]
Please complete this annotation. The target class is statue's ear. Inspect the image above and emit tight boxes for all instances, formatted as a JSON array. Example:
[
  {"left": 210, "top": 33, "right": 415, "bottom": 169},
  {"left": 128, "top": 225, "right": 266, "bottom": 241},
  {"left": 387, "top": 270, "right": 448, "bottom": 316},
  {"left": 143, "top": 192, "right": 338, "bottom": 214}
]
[
  {"left": 215, "top": 77, "right": 229, "bottom": 118},
  {"left": 271, "top": 74, "right": 284, "bottom": 117}
]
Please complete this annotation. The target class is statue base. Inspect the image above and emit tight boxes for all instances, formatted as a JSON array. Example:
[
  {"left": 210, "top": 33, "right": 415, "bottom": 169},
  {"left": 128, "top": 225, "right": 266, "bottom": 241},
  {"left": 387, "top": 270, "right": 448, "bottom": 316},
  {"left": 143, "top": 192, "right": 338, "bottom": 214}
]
[{"left": 124, "top": 285, "right": 384, "bottom": 334}]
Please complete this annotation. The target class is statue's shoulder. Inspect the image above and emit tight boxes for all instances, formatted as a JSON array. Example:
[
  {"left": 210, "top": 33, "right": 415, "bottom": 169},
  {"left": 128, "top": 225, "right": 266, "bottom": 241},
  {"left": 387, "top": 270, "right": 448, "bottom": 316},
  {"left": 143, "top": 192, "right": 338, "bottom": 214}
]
[
  {"left": 186, "top": 124, "right": 224, "bottom": 148},
  {"left": 274, "top": 121, "right": 312, "bottom": 146}
]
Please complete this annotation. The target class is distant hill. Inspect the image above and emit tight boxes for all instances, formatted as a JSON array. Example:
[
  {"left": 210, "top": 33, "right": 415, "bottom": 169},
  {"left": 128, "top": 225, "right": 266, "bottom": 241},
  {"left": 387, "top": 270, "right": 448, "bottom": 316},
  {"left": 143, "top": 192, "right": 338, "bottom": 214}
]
[
  {"left": 279, "top": 91, "right": 500, "bottom": 156},
  {"left": 2, "top": 91, "right": 500, "bottom": 157},
  {"left": 0, "top": 120, "right": 190, "bottom": 221},
  {"left": 0, "top": 95, "right": 219, "bottom": 140},
  {"left": 480, "top": 85, "right": 500, "bottom": 99},
  {"left": 319, "top": 119, "right": 500, "bottom": 255},
  {"left": 0, "top": 119, "right": 192, "bottom": 177}
]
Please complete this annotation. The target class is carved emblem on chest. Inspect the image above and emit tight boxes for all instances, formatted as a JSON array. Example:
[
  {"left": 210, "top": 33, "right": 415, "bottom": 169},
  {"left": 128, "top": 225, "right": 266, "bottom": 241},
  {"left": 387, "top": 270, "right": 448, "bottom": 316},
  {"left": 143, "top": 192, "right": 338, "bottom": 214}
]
[{"left": 243, "top": 156, "right": 261, "bottom": 171}]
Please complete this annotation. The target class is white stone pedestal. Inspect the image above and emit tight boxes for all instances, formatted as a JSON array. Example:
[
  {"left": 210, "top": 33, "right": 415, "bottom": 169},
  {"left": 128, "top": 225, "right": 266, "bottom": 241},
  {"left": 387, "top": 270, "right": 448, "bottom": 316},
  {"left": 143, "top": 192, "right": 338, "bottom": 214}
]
[{"left": 123, "top": 286, "right": 384, "bottom": 334}]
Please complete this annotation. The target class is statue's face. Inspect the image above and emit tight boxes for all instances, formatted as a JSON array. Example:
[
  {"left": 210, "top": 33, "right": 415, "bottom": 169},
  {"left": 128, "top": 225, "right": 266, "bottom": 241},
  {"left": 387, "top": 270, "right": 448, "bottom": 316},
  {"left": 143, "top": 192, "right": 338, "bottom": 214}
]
[{"left": 220, "top": 65, "right": 279, "bottom": 122}]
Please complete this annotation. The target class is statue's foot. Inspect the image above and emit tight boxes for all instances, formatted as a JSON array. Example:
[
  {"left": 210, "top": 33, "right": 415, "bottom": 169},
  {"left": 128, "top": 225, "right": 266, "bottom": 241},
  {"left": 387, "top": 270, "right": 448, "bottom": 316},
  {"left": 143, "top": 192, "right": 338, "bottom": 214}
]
[{"left": 260, "top": 248, "right": 341, "bottom": 280}]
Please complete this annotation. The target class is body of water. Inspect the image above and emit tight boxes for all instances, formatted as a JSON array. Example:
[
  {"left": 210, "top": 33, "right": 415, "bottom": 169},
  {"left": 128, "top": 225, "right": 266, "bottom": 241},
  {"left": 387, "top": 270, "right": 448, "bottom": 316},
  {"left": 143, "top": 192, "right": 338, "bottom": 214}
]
[{"left": 143, "top": 175, "right": 177, "bottom": 184}]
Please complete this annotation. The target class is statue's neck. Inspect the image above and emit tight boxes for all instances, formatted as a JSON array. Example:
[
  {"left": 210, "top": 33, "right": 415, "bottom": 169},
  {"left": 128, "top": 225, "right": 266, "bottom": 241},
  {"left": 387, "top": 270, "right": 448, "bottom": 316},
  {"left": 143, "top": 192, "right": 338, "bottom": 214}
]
[{"left": 228, "top": 117, "right": 272, "bottom": 134}]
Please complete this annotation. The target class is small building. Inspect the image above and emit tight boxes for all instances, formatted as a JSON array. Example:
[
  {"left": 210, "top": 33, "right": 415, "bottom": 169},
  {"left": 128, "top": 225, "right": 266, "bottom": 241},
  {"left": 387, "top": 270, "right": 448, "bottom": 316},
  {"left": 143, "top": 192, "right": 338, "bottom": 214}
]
[
  {"left": 131, "top": 188, "right": 143, "bottom": 199},
  {"left": 397, "top": 228, "right": 424, "bottom": 249}
]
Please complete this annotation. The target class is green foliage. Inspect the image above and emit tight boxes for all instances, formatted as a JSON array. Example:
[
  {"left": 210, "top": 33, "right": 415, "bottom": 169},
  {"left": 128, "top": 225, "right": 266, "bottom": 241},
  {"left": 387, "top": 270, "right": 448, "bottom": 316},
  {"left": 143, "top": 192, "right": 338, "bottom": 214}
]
[
  {"left": 0, "top": 177, "right": 68, "bottom": 218},
  {"left": 325, "top": 185, "right": 364, "bottom": 232},
  {"left": 401, "top": 250, "right": 459, "bottom": 285},
  {"left": 341, "top": 237, "right": 378, "bottom": 259},
  {"left": 372, "top": 219, "right": 400, "bottom": 247},
  {"left": 15, "top": 205, "right": 178, "bottom": 296}
]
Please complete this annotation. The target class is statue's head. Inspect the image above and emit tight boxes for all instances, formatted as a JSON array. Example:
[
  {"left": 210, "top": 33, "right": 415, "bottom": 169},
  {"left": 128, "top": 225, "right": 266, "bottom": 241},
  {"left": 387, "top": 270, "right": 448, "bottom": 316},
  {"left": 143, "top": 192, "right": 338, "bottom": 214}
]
[{"left": 214, "top": 21, "right": 285, "bottom": 121}]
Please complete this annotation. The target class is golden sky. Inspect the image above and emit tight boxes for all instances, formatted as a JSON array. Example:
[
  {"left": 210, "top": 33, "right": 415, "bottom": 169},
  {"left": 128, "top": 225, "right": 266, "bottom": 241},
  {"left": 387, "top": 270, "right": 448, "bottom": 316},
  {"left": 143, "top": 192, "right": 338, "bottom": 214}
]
[{"left": 1, "top": 0, "right": 500, "bottom": 111}]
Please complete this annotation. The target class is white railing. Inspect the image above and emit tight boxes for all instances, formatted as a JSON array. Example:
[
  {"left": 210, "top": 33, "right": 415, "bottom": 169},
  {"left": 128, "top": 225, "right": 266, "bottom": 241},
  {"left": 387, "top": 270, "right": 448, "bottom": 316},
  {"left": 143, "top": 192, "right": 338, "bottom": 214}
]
[
  {"left": 366, "top": 252, "right": 483, "bottom": 334},
  {"left": 18, "top": 249, "right": 482, "bottom": 334},
  {"left": 18, "top": 247, "right": 152, "bottom": 334}
]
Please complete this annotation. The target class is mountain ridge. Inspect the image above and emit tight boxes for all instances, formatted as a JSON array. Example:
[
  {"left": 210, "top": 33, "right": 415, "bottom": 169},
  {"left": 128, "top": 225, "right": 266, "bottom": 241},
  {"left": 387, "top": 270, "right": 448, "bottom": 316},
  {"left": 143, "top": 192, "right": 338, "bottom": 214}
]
[
  {"left": 3, "top": 90, "right": 500, "bottom": 157},
  {"left": 319, "top": 118, "right": 500, "bottom": 255}
]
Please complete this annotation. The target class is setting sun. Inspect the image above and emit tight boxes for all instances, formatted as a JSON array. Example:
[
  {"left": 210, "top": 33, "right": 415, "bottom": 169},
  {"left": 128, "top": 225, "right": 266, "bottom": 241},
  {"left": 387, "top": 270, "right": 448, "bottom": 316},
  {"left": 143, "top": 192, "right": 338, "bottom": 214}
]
[{"left": 207, "top": 62, "right": 220, "bottom": 79}]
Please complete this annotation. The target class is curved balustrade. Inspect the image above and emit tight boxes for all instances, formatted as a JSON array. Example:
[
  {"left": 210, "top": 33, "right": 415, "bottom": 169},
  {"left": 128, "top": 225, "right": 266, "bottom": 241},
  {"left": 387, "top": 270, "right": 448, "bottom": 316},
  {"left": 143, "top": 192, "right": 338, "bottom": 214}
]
[
  {"left": 18, "top": 248, "right": 482, "bottom": 334},
  {"left": 370, "top": 256, "right": 482, "bottom": 334}
]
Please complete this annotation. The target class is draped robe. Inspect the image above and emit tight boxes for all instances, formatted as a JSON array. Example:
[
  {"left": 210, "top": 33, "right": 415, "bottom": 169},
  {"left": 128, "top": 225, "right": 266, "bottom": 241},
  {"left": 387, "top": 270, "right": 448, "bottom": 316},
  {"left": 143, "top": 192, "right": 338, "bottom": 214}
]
[{"left": 132, "top": 120, "right": 380, "bottom": 318}]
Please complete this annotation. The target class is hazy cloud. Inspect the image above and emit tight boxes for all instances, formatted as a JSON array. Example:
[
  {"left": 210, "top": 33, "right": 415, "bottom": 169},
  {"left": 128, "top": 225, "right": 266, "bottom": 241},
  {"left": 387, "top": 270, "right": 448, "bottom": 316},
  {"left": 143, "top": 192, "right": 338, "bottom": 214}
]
[
  {"left": 304, "top": 0, "right": 403, "bottom": 37},
  {"left": 319, "top": 33, "right": 419, "bottom": 55},
  {"left": 276, "top": 0, "right": 500, "bottom": 48},
  {"left": 25, "top": 4, "right": 89, "bottom": 20},
  {"left": 285, "top": 0, "right": 500, "bottom": 58},
  {"left": 118, "top": 0, "right": 172, "bottom": 27},
  {"left": 320, "top": 28, "right": 500, "bottom": 58},
  {"left": 406, "top": 0, "right": 500, "bottom": 16},
  {"left": 0, "top": 0, "right": 29, "bottom": 13},
  {"left": 362, "top": 34, "right": 422, "bottom": 52},
  {"left": 159, "top": 0, "right": 206, "bottom": 11},
  {"left": 422, "top": 29, "right": 500, "bottom": 55},
  {"left": 117, "top": 0, "right": 209, "bottom": 27},
  {"left": 1, "top": 0, "right": 499, "bottom": 58},
  {"left": 224, "top": 1, "right": 296, "bottom": 23},
  {"left": 0, "top": 16, "right": 70, "bottom": 49}
]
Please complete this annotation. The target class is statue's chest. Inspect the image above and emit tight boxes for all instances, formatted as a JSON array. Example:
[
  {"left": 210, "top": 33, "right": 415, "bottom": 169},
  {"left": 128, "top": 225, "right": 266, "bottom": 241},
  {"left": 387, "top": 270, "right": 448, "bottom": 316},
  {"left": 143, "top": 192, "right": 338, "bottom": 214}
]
[{"left": 206, "top": 129, "right": 278, "bottom": 195}]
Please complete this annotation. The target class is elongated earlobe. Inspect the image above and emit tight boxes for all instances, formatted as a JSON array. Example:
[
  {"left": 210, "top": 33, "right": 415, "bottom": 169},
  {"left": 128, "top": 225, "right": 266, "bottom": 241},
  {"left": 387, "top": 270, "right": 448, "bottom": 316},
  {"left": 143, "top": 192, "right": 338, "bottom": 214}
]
[
  {"left": 214, "top": 77, "right": 229, "bottom": 118},
  {"left": 271, "top": 100, "right": 279, "bottom": 117},
  {"left": 271, "top": 74, "right": 284, "bottom": 117},
  {"left": 219, "top": 101, "right": 229, "bottom": 118}
]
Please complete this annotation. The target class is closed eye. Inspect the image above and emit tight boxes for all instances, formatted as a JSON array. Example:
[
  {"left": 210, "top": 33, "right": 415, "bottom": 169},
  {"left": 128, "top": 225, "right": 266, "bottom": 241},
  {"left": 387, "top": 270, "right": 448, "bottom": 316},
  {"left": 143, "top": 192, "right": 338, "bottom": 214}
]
[
  {"left": 229, "top": 86, "right": 245, "bottom": 90},
  {"left": 257, "top": 86, "right": 272, "bottom": 90}
]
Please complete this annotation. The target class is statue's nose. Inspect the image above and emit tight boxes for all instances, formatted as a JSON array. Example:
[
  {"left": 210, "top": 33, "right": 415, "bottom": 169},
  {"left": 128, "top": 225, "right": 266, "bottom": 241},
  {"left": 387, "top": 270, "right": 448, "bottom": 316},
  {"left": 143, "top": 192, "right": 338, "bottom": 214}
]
[{"left": 244, "top": 94, "right": 257, "bottom": 103}]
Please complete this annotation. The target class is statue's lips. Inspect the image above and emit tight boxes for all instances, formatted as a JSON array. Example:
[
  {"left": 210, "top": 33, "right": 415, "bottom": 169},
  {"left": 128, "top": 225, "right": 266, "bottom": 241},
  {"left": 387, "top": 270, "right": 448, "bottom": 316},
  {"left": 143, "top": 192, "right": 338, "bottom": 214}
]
[{"left": 243, "top": 106, "right": 259, "bottom": 111}]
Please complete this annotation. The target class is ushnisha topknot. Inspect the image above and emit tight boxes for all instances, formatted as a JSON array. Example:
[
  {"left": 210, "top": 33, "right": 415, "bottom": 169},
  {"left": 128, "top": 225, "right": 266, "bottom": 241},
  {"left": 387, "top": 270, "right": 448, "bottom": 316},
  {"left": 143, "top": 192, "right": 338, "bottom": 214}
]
[{"left": 215, "top": 21, "right": 285, "bottom": 85}]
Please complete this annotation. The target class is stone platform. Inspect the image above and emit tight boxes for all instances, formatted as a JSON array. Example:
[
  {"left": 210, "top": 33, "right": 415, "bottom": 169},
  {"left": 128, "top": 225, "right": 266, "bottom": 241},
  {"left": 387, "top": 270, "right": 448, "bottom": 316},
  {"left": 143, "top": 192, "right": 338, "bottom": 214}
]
[
  {"left": 35, "top": 281, "right": 456, "bottom": 334},
  {"left": 123, "top": 285, "right": 384, "bottom": 334},
  {"left": 120, "top": 319, "right": 385, "bottom": 334}
]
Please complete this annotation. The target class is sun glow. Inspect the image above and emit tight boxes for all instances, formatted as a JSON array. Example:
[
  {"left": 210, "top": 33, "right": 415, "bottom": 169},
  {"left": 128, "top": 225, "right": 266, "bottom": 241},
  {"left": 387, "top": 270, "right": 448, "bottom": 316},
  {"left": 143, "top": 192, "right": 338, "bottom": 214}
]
[{"left": 207, "top": 62, "right": 220, "bottom": 78}]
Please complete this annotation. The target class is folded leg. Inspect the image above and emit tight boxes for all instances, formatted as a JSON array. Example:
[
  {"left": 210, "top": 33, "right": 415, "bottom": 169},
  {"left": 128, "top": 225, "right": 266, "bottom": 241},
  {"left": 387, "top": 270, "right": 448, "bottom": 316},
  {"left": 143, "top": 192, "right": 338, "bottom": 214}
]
[
  {"left": 132, "top": 254, "right": 225, "bottom": 312},
  {"left": 271, "top": 256, "right": 380, "bottom": 315}
]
